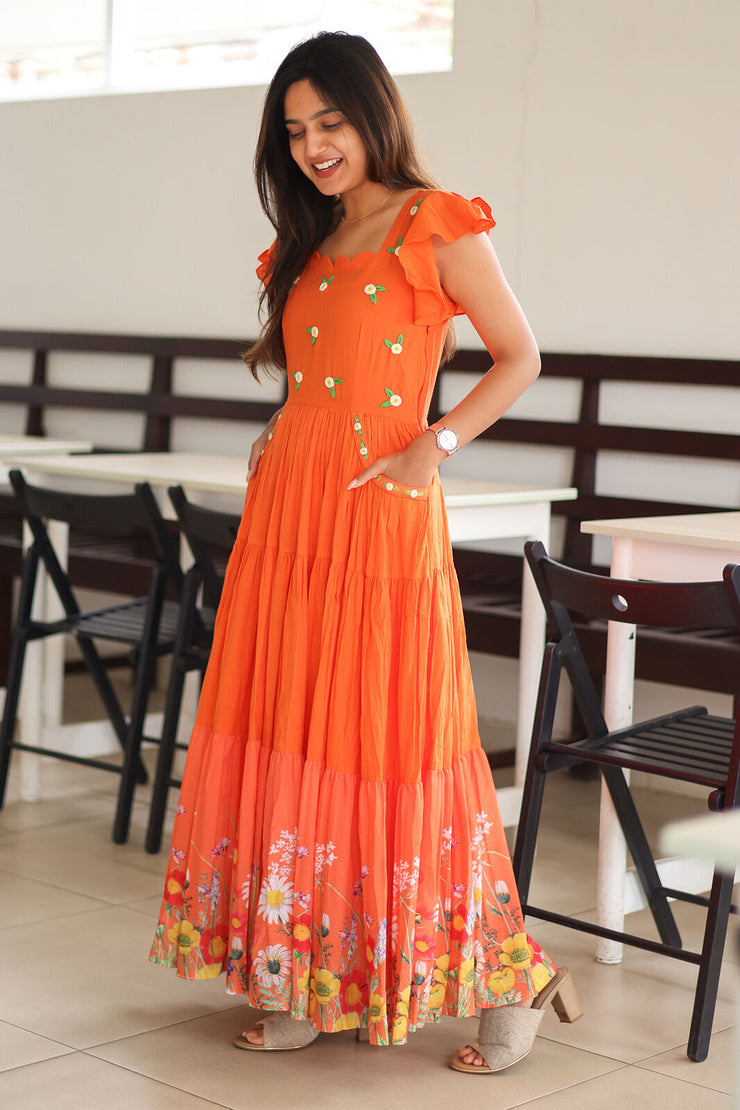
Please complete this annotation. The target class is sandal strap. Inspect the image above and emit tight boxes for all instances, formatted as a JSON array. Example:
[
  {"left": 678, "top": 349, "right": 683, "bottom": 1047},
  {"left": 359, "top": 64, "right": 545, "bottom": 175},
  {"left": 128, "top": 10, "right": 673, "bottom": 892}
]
[{"left": 260, "top": 1013, "right": 318, "bottom": 1049}]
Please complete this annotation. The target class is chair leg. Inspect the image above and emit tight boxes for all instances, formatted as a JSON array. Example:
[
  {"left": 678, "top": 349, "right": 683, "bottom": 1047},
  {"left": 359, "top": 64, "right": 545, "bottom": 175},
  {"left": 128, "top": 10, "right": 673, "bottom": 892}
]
[
  {"left": 511, "top": 760, "right": 548, "bottom": 906},
  {"left": 112, "top": 577, "right": 167, "bottom": 845},
  {"left": 687, "top": 869, "right": 734, "bottom": 1062},
  {"left": 601, "top": 765, "right": 683, "bottom": 949},
  {"left": 145, "top": 657, "right": 189, "bottom": 854}
]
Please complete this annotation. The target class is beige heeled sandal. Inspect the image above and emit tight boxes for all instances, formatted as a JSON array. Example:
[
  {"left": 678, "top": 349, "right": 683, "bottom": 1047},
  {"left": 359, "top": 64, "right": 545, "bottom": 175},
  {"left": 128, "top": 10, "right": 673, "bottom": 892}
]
[
  {"left": 449, "top": 967, "right": 582, "bottom": 1075},
  {"left": 233, "top": 1013, "right": 319, "bottom": 1052}
]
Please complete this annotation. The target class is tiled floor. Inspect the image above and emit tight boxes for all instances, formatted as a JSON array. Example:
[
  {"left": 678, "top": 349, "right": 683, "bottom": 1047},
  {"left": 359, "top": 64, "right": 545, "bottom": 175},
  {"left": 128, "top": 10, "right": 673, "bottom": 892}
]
[{"left": 0, "top": 693, "right": 737, "bottom": 1108}]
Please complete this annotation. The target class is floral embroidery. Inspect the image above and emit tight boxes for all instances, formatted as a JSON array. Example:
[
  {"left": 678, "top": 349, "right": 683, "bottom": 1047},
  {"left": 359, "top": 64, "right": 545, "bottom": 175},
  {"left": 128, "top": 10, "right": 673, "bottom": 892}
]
[
  {"left": 363, "top": 283, "right": 386, "bottom": 304},
  {"left": 386, "top": 236, "right": 403, "bottom": 256},
  {"left": 373, "top": 474, "right": 428, "bottom": 500},
  {"left": 324, "top": 376, "right": 343, "bottom": 398},
  {"left": 291, "top": 371, "right": 303, "bottom": 391},
  {"left": 409, "top": 196, "right": 423, "bottom": 216},
  {"left": 352, "top": 415, "right": 369, "bottom": 458},
  {"left": 381, "top": 388, "right": 402, "bottom": 408},
  {"left": 306, "top": 326, "right": 319, "bottom": 345},
  {"left": 319, "top": 276, "right": 334, "bottom": 291},
  {"left": 384, "top": 334, "right": 403, "bottom": 355}
]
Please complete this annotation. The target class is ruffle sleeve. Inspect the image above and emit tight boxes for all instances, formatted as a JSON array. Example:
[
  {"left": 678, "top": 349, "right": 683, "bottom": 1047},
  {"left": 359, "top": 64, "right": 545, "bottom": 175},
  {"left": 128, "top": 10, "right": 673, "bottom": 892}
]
[
  {"left": 397, "top": 191, "right": 495, "bottom": 325},
  {"left": 256, "top": 241, "right": 276, "bottom": 286}
]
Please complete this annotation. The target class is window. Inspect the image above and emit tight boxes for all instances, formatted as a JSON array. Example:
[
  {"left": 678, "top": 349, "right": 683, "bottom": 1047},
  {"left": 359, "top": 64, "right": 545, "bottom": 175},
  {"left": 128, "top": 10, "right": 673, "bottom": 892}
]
[{"left": 0, "top": 1, "right": 454, "bottom": 101}]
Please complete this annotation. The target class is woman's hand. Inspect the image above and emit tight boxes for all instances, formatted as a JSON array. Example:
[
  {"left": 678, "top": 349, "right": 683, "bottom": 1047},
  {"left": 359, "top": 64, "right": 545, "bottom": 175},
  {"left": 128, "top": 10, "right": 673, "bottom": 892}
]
[
  {"left": 246, "top": 408, "right": 283, "bottom": 481},
  {"left": 347, "top": 430, "right": 444, "bottom": 491}
]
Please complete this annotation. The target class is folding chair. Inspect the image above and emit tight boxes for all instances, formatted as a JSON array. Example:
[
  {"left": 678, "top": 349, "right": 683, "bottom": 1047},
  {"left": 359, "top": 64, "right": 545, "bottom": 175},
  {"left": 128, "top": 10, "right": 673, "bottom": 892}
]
[
  {"left": 513, "top": 540, "right": 740, "bottom": 1063},
  {"left": 0, "top": 468, "right": 183, "bottom": 844},
  {"left": 145, "top": 484, "right": 240, "bottom": 854}
]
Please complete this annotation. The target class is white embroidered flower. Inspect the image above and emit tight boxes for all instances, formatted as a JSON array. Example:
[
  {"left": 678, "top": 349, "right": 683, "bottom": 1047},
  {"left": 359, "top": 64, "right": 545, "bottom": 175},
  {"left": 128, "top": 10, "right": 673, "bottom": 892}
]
[
  {"left": 390, "top": 343, "right": 402, "bottom": 355},
  {"left": 409, "top": 489, "right": 418, "bottom": 498},
  {"left": 389, "top": 393, "right": 402, "bottom": 406},
  {"left": 310, "top": 326, "right": 319, "bottom": 337},
  {"left": 364, "top": 284, "right": 377, "bottom": 295},
  {"left": 324, "top": 377, "right": 335, "bottom": 388},
  {"left": 257, "top": 873, "right": 294, "bottom": 925},
  {"left": 253, "top": 944, "right": 291, "bottom": 987},
  {"left": 360, "top": 446, "right": 368, "bottom": 456},
  {"left": 410, "top": 204, "right": 418, "bottom": 216},
  {"left": 294, "top": 371, "right": 303, "bottom": 383},
  {"left": 319, "top": 279, "right": 329, "bottom": 291},
  {"left": 354, "top": 420, "right": 362, "bottom": 431},
  {"left": 393, "top": 246, "right": 400, "bottom": 256},
  {"left": 385, "top": 482, "right": 394, "bottom": 491}
]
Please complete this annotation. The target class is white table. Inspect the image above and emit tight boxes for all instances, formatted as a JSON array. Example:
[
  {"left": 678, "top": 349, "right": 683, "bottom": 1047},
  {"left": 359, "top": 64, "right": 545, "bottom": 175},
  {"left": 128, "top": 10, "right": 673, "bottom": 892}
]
[
  {"left": 662, "top": 810, "right": 740, "bottom": 1105},
  {"left": 0, "top": 434, "right": 92, "bottom": 477},
  {"left": 8, "top": 451, "right": 576, "bottom": 823},
  {"left": 581, "top": 512, "right": 740, "bottom": 961}
]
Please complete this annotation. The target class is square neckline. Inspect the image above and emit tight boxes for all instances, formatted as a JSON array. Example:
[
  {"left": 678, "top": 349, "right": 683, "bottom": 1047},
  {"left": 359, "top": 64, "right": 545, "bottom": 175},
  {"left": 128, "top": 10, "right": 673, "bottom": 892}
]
[{"left": 312, "top": 191, "right": 425, "bottom": 268}]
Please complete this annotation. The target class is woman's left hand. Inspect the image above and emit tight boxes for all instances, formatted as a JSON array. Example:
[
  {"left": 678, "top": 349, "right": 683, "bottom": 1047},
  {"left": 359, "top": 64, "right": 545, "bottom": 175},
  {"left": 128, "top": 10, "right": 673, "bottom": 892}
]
[{"left": 347, "top": 433, "right": 442, "bottom": 491}]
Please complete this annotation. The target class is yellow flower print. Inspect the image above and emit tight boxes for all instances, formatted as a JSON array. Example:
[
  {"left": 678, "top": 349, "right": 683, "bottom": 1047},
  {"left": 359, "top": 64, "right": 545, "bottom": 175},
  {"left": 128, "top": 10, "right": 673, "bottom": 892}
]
[
  {"left": 165, "top": 877, "right": 182, "bottom": 898},
  {"left": 368, "top": 992, "right": 386, "bottom": 1023},
  {"left": 293, "top": 922, "right": 310, "bottom": 945},
  {"left": 297, "top": 968, "right": 310, "bottom": 994},
  {"left": 428, "top": 972, "right": 447, "bottom": 1010},
  {"left": 311, "top": 968, "right": 341, "bottom": 1005},
  {"left": 473, "top": 886, "right": 482, "bottom": 904},
  {"left": 168, "top": 920, "right": 201, "bottom": 954},
  {"left": 488, "top": 966, "right": 516, "bottom": 994},
  {"left": 531, "top": 962, "right": 552, "bottom": 993},
  {"left": 451, "top": 911, "right": 467, "bottom": 934},
  {"left": 500, "top": 933, "right": 533, "bottom": 971},
  {"left": 436, "top": 954, "right": 450, "bottom": 973},
  {"left": 392, "top": 1016, "right": 408, "bottom": 1041},
  {"left": 195, "top": 964, "right": 222, "bottom": 980},
  {"left": 346, "top": 981, "right": 363, "bottom": 1008},
  {"left": 334, "top": 1012, "right": 360, "bottom": 1031},
  {"left": 458, "top": 957, "right": 475, "bottom": 988}
]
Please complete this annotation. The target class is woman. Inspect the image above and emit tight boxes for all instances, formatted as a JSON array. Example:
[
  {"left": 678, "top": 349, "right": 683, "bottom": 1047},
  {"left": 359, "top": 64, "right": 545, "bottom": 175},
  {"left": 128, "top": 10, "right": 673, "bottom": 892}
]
[{"left": 150, "top": 31, "right": 581, "bottom": 1074}]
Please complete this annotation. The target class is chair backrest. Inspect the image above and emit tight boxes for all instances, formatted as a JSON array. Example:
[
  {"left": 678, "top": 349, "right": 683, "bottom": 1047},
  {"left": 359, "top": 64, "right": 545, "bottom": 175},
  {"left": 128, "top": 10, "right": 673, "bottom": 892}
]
[
  {"left": 524, "top": 540, "right": 740, "bottom": 740},
  {"left": 168, "top": 485, "right": 240, "bottom": 609},
  {"left": 8, "top": 468, "right": 183, "bottom": 615}
]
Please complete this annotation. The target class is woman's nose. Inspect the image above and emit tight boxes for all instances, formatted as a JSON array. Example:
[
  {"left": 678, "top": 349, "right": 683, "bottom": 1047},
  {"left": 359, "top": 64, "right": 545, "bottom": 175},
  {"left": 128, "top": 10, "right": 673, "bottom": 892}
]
[{"left": 305, "top": 128, "right": 328, "bottom": 159}]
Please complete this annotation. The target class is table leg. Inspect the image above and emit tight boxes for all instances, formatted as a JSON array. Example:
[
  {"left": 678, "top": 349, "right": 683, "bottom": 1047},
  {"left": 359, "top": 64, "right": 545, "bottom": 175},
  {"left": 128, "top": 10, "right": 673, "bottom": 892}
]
[{"left": 597, "top": 536, "right": 636, "bottom": 963}]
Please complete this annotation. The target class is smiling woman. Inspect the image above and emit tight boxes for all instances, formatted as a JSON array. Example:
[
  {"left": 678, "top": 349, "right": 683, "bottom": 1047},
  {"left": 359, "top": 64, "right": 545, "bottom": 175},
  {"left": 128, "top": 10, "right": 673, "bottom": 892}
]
[{"left": 149, "top": 27, "right": 580, "bottom": 1077}]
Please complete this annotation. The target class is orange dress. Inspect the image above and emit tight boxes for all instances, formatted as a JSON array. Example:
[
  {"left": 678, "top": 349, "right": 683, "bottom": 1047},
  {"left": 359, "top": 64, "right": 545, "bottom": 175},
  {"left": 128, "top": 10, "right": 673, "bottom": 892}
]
[{"left": 150, "top": 190, "right": 555, "bottom": 1045}]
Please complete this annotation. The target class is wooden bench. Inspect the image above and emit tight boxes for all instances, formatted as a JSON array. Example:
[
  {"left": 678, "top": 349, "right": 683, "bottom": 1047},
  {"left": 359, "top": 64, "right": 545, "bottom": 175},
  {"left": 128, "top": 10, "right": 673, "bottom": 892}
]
[
  {"left": 1, "top": 330, "right": 739, "bottom": 707},
  {"left": 428, "top": 350, "right": 740, "bottom": 701}
]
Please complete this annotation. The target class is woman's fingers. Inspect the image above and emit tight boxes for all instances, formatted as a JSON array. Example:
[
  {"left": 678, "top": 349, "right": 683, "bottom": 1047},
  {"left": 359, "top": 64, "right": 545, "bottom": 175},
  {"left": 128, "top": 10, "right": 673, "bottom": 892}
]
[{"left": 347, "top": 457, "right": 390, "bottom": 490}]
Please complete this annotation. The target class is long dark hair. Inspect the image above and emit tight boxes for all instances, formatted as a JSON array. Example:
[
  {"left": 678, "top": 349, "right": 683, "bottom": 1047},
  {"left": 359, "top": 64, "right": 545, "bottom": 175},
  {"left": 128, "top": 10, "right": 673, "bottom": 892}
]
[{"left": 244, "top": 32, "right": 452, "bottom": 377}]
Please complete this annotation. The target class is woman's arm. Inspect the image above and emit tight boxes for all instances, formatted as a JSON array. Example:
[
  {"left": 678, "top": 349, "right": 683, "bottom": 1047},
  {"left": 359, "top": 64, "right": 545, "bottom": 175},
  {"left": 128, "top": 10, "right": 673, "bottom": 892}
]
[
  {"left": 348, "top": 230, "right": 540, "bottom": 490},
  {"left": 246, "top": 406, "right": 284, "bottom": 480}
]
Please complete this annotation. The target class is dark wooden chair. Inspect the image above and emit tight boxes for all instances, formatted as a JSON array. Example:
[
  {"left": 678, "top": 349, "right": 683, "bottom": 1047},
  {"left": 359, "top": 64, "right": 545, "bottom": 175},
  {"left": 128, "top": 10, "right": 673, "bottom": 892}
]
[
  {"left": 145, "top": 485, "right": 240, "bottom": 854},
  {"left": 512, "top": 540, "right": 740, "bottom": 1063},
  {"left": 0, "top": 469, "right": 183, "bottom": 844}
]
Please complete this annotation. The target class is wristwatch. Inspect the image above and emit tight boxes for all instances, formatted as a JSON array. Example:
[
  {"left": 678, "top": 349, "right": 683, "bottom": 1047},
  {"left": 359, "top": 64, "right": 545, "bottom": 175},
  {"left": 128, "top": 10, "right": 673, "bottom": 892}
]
[{"left": 431, "top": 424, "right": 460, "bottom": 456}]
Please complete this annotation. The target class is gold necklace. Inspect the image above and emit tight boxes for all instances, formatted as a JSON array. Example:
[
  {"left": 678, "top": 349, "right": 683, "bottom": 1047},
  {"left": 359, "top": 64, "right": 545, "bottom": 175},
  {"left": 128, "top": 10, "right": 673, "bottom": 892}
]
[{"left": 340, "top": 190, "right": 393, "bottom": 223}]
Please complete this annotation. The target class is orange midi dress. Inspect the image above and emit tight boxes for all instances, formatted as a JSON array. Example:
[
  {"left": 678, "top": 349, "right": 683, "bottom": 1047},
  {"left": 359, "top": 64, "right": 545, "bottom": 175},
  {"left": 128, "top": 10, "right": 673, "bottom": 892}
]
[{"left": 150, "top": 190, "right": 555, "bottom": 1045}]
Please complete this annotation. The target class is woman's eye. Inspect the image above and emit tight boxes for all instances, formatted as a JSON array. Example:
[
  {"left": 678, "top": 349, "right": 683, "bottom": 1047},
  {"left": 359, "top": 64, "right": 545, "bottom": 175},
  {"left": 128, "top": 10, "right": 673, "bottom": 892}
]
[
  {"left": 323, "top": 121, "right": 341, "bottom": 130},
  {"left": 286, "top": 131, "right": 304, "bottom": 141}
]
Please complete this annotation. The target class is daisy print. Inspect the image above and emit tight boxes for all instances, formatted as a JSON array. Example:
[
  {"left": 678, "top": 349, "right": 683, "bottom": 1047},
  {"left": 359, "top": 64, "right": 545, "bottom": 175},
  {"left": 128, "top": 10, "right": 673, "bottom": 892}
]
[
  {"left": 252, "top": 944, "right": 291, "bottom": 987},
  {"left": 381, "top": 388, "right": 402, "bottom": 408},
  {"left": 363, "top": 283, "right": 386, "bottom": 304},
  {"left": 384, "top": 334, "right": 403, "bottom": 355},
  {"left": 306, "top": 325, "right": 319, "bottom": 345},
  {"left": 257, "top": 872, "right": 293, "bottom": 925}
]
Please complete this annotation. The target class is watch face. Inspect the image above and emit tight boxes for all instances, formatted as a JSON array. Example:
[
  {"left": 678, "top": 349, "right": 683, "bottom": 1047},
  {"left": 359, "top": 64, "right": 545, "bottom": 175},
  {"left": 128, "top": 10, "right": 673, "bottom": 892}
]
[{"left": 437, "top": 428, "right": 458, "bottom": 452}]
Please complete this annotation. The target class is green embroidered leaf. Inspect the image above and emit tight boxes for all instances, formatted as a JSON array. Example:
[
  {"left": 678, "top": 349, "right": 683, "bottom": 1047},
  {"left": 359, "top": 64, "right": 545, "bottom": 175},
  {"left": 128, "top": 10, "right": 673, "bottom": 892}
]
[
  {"left": 384, "top": 339, "right": 392, "bottom": 348},
  {"left": 385, "top": 387, "right": 393, "bottom": 397}
]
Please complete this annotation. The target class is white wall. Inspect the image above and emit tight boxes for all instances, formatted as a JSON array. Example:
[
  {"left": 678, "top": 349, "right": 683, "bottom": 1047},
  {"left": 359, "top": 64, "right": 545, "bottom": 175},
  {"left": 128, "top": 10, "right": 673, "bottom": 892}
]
[
  {"left": 1, "top": 0, "right": 737, "bottom": 736},
  {"left": 1, "top": 0, "right": 737, "bottom": 354}
]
